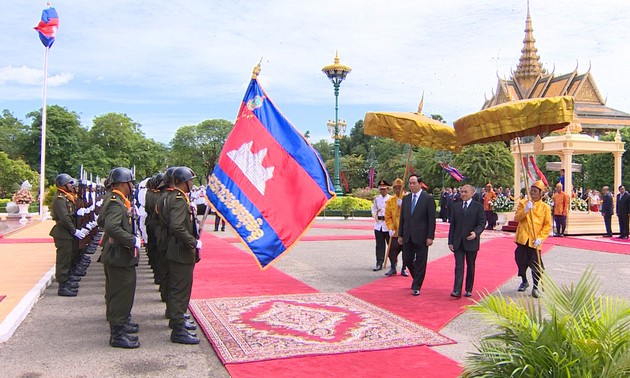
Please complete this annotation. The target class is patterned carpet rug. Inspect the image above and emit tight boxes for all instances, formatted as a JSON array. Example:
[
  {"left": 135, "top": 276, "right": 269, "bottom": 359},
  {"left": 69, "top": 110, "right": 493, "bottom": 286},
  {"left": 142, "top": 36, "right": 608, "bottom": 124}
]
[{"left": 190, "top": 292, "right": 452, "bottom": 364}]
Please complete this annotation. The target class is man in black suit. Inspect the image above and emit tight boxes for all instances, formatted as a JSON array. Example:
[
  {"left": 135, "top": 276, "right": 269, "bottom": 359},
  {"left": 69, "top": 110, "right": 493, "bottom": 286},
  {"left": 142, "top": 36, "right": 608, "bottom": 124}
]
[
  {"left": 600, "top": 185, "right": 613, "bottom": 237},
  {"left": 448, "top": 184, "right": 486, "bottom": 298},
  {"left": 398, "top": 175, "right": 436, "bottom": 296},
  {"left": 616, "top": 185, "right": 629, "bottom": 239}
]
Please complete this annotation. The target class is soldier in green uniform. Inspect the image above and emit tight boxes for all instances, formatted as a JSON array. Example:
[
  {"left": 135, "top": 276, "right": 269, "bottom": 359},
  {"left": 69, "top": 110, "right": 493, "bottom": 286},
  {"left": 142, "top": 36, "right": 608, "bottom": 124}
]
[
  {"left": 166, "top": 166, "right": 201, "bottom": 344},
  {"left": 49, "top": 173, "right": 87, "bottom": 297},
  {"left": 100, "top": 167, "right": 141, "bottom": 349}
]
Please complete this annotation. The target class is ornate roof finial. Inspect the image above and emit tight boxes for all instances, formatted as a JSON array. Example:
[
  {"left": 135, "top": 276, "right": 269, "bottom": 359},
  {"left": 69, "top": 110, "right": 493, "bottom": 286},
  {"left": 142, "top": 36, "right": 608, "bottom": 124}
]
[
  {"left": 252, "top": 57, "right": 262, "bottom": 79},
  {"left": 417, "top": 91, "right": 425, "bottom": 114},
  {"left": 513, "top": 1, "right": 543, "bottom": 89}
]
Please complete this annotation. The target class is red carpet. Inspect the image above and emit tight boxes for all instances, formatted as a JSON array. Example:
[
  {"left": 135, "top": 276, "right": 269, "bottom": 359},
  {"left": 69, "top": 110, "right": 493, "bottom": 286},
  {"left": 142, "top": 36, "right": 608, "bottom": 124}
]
[
  {"left": 0, "top": 237, "right": 52, "bottom": 244},
  {"left": 222, "top": 234, "right": 376, "bottom": 244},
  {"left": 191, "top": 232, "right": 463, "bottom": 378},
  {"left": 192, "top": 233, "right": 317, "bottom": 299},
  {"left": 350, "top": 237, "right": 553, "bottom": 331},
  {"left": 546, "top": 236, "right": 630, "bottom": 255}
]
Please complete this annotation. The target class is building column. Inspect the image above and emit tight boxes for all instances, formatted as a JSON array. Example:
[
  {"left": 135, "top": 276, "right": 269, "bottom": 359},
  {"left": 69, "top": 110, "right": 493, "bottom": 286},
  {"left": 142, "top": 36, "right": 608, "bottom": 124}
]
[
  {"left": 561, "top": 150, "right": 574, "bottom": 197},
  {"left": 613, "top": 151, "right": 623, "bottom": 207}
]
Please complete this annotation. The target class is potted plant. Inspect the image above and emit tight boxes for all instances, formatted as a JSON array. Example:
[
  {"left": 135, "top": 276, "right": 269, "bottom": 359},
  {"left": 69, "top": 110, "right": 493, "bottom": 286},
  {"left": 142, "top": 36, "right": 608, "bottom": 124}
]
[{"left": 12, "top": 187, "right": 34, "bottom": 224}]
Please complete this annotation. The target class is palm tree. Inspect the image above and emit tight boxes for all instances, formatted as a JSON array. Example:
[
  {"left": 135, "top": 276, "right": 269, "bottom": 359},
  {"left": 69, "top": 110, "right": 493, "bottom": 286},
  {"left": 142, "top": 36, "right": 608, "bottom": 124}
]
[{"left": 462, "top": 269, "right": 630, "bottom": 378}]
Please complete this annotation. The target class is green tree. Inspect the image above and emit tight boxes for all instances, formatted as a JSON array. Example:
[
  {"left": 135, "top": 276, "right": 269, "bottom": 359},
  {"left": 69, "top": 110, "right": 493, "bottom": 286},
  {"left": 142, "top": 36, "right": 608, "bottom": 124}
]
[
  {"left": 23, "top": 105, "right": 87, "bottom": 185},
  {"left": 463, "top": 269, "right": 630, "bottom": 377},
  {"left": 0, "top": 151, "right": 39, "bottom": 198},
  {"left": 0, "top": 110, "right": 28, "bottom": 159},
  {"left": 168, "top": 119, "right": 233, "bottom": 183},
  {"left": 453, "top": 143, "right": 514, "bottom": 188}
]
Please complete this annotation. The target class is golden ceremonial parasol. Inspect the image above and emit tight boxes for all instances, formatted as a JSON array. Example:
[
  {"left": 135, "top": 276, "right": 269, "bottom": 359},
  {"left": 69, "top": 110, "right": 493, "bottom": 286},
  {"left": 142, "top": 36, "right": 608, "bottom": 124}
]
[
  {"left": 453, "top": 95, "right": 575, "bottom": 262},
  {"left": 364, "top": 97, "right": 462, "bottom": 179}
]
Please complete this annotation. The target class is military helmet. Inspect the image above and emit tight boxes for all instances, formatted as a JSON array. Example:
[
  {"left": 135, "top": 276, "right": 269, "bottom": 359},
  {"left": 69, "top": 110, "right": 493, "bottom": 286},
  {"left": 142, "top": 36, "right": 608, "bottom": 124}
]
[
  {"left": 108, "top": 167, "right": 135, "bottom": 184},
  {"left": 55, "top": 173, "right": 75, "bottom": 187},
  {"left": 173, "top": 166, "right": 197, "bottom": 185},
  {"left": 157, "top": 167, "right": 177, "bottom": 189}
]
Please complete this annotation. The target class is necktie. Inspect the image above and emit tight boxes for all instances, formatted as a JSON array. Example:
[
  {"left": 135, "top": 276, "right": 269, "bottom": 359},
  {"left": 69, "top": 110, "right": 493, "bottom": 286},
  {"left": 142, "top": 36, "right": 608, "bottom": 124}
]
[
  {"left": 411, "top": 194, "right": 418, "bottom": 211},
  {"left": 463, "top": 201, "right": 468, "bottom": 212}
]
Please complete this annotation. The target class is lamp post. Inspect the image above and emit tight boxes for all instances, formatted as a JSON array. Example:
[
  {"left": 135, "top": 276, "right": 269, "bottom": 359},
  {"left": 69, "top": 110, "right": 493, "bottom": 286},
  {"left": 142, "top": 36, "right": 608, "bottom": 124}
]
[{"left": 322, "top": 51, "right": 352, "bottom": 196}]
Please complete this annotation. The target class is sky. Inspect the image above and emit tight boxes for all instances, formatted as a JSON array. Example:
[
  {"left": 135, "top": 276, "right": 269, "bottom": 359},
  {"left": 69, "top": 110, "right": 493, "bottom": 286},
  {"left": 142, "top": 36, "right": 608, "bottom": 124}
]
[{"left": 1, "top": 1, "right": 629, "bottom": 145}]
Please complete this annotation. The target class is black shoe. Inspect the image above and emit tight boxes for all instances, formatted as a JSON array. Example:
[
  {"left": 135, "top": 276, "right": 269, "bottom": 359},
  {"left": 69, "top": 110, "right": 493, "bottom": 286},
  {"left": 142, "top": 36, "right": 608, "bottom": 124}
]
[
  {"left": 213, "top": 229, "right": 218, "bottom": 232},
  {"left": 110, "top": 326, "right": 140, "bottom": 349},
  {"left": 65, "top": 281, "right": 79, "bottom": 289},
  {"left": 450, "top": 291, "right": 461, "bottom": 298},
  {"left": 603, "top": 234, "right": 613, "bottom": 237},
  {"left": 58, "top": 286, "right": 78, "bottom": 297},
  {"left": 221, "top": 228, "right": 225, "bottom": 232},
  {"left": 170, "top": 325, "right": 200, "bottom": 344},
  {"left": 531, "top": 288, "right": 540, "bottom": 298},
  {"left": 464, "top": 291, "right": 472, "bottom": 297},
  {"left": 67, "top": 275, "right": 81, "bottom": 282},
  {"left": 384, "top": 267, "right": 396, "bottom": 276},
  {"left": 517, "top": 282, "right": 529, "bottom": 292},
  {"left": 401, "top": 269, "right": 409, "bottom": 277},
  {"left": 373, "top": 264, "right": 383, "bottom": 271},
  {"left": 412, "top": 289, "right": 420, "bottom": 296},
  {"left": 123, "top": 322, "right": 139, "bottom": 334}
]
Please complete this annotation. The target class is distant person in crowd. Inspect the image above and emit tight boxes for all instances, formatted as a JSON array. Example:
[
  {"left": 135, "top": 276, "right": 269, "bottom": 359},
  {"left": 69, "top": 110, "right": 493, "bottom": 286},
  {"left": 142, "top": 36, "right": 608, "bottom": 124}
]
[
  {"left": 558, "top": 168, "right": 565, "bottom": 191},
  {"left": 589, "top": 190, "right": 600, "bottom": 212},
  {"left": 439, "top": 187, "right": 450, "bottom": 222},
  {"left": 616, "top": 185, "right": 629, "bottom": 239},
  {"left": 398, "top": 175, "right": 436, "bottom": 296},
  {"left": 100, "top": 167, "right": 140, "bottom": 348},
  {"left": 49, "top": 173, "right": 85, "bottom": 297},
  {"left": 214, "top": 212, "right": 226, "bottom": 232},
  {"left": 447, "top": 184, "right": 485, "bottom": 298},
  {"left": 552, "top": 183, "right": 570, "bottom": 237},
  {"left": 483, "top": 183, "right": 497, "bottom": 230},
  {"left": 384, "top": 178, "right": 407, "bottom": 277},
  {"left": 371, "top": 180, "right": 391, "bottom": 271},
  {"left": 514, "top": 180, "right": 552, "bottom": 298},
  {"left": 600, "top": 186, "right": 613, "bottom": 237}
]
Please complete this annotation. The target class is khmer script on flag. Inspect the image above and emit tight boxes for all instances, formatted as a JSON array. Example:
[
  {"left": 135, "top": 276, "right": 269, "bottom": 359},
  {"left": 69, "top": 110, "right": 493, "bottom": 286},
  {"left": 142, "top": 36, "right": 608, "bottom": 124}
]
[
  {"left": 34, "top": 6, "right": 59, "bottom": 48},
  {"left": 207, "top": 68, "right": 335, "bottom": 268}
]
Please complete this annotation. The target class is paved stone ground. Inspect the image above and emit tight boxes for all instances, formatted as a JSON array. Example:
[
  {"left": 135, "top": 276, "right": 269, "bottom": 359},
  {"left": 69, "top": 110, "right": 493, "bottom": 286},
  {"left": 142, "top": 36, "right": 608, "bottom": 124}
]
[{"left": 1, "top": 217, "right": 629, "bottom": 377}]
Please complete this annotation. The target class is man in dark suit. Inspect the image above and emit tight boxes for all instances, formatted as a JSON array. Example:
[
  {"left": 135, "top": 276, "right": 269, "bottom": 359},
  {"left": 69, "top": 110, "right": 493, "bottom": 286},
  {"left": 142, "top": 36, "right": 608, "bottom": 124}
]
[
  {"left": 616, "top": 185, "right": 629, "bottom": 239},
  {"left": 398, "top": 175, "right": 436, "bottom": 296},
  {"left": 447, "top": 184, "right": 486, "bottom": 298},
  {"left": 600, "top": 185, "right": 613, "bottom": 237}
]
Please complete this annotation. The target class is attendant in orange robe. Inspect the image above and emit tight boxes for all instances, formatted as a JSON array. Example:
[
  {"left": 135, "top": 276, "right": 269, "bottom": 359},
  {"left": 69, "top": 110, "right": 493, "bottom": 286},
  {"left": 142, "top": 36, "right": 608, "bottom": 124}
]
[{"left": 552, "top": 183, "right": 570, "bottom": 237}]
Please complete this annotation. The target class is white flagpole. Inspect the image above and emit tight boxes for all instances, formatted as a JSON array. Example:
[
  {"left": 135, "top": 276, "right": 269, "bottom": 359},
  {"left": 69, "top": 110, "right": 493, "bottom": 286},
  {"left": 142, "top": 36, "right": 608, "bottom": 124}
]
[{"left": 38, "top": 46, "right": 50, "bottom": 218}]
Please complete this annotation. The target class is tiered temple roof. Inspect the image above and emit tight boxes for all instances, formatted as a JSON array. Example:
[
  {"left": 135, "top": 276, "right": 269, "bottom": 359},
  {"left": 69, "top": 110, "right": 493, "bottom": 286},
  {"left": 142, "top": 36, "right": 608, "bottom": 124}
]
[{"left": 482, "top": 5, "right": 630, "bottom": 136}]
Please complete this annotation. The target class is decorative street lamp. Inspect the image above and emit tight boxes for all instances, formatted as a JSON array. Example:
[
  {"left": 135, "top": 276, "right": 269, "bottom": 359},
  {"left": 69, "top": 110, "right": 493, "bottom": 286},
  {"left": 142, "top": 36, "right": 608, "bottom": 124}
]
[{"left": 322, "top": 51, "right": 352, "bottom": 196}]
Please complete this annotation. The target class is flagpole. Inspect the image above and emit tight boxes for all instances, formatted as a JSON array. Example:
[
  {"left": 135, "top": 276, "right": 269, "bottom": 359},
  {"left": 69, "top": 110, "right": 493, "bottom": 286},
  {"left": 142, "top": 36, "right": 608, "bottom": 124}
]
[{"left": 39, "top": 46, "right": 50, "bottom": 218}]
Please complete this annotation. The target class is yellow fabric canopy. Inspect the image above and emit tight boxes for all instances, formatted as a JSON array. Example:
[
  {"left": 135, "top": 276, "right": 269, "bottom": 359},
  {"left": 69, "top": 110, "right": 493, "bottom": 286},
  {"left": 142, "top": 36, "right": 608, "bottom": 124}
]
[
  {"left": 453, "top": 96, "right": 575, "bottom": 146},
  {"left": 363, "top": 112, "right": 462, "bottom": 153}
]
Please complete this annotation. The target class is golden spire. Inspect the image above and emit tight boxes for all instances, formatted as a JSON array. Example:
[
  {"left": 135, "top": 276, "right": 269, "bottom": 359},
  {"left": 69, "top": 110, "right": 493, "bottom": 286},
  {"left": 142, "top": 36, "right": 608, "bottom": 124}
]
[
  {"left": 251, "top": 58, "right": 262, "bottom": 79},
  {"left": 417, "top": 91, "right": 425, "bottom": 114},
  {"left": 513, "top": 1, "right": 544, "bottom": 90}
]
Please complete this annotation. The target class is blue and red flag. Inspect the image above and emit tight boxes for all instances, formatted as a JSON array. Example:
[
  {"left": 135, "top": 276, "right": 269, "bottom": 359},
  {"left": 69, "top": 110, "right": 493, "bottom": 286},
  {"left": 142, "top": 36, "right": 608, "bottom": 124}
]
[
  {"left": 207, "top": 71, "right": 335, "bottom": 268},
  {"left": 34, "top": 6, "right": 59, "bottom": 48},
  {"left": 440, "top": 162, "right": 466, "bottom": 182}
]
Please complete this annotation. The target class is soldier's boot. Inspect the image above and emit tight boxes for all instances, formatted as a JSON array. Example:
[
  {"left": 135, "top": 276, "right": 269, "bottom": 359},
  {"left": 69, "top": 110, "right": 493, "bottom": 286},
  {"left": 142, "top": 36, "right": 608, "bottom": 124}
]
[
  {"left": 123, "top": 322, "right": 139, "bottom": 334},
  {"left": 169, "top": 318, "right": 197, "bottom": 331},
  {"left": 57, "top": 282, "right": 78, "bottom": 297},
  {"left": 170, "top": 324, "right": 200, "bottom": 344},
  {"left": 65, "top": 281, "right": 79, "bottom": 289},
  {"left": 109, "top": 325, "right": 140, "bottom": 349},
  {"left": 67, "top": 275, "right": 81, "bottom": 282}
]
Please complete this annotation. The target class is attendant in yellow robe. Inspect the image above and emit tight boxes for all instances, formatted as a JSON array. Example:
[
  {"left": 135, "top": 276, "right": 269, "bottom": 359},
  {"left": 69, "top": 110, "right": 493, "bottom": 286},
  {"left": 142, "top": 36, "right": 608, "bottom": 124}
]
[
  {"left": 513, "top": 180, "right": 552, "bottom": 298},
  {"left": 384, "top": 178, "right": 407, "bottom": 276}
]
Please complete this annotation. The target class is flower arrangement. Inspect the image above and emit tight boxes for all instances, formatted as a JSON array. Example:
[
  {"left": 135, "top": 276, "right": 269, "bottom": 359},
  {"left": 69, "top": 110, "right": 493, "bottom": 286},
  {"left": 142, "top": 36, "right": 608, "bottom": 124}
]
[
  {"left": 493, "top": 195, "right": 515, "bottom": 213},
  {"left": 12, "top": 188, "right": 34, "bottom": 205},
  {"left": 571, "top": 197, "right": 588, "bottom": 212}
]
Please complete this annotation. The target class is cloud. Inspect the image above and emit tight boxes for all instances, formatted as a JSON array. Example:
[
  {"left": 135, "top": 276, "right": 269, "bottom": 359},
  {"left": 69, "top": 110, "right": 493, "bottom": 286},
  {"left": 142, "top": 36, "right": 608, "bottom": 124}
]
[{"left": 0, "top": 65, "right": 73, "bottom": 86}]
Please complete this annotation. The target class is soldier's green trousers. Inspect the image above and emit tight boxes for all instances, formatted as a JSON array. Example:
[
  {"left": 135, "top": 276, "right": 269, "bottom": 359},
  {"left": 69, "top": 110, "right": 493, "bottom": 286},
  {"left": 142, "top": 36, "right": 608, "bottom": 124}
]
[{"left": 104, "top": 264, "right": 136, "bottom": 326}]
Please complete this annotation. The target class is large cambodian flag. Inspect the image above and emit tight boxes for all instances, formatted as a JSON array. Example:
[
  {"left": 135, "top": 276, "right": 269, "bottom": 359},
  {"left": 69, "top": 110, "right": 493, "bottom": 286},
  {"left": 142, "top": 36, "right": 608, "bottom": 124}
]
[
  {"left": 207, "top": 72, "right": 335, "bottom": 268},
  {"left": 34, "top": 7, "right": 59, "bottom": 48}
]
